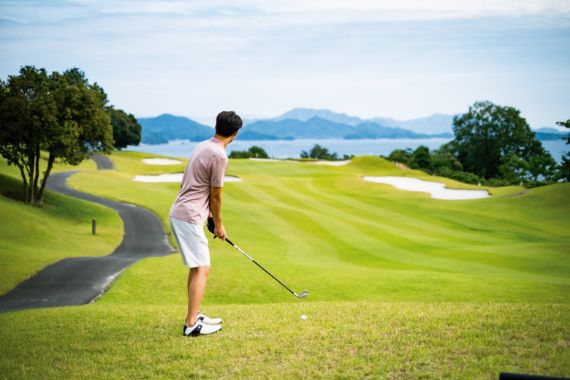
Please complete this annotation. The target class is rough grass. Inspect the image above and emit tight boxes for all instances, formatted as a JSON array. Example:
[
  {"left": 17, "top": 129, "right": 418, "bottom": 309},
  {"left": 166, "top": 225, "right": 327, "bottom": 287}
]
[{"left": 0, "top": 302, "right": 568, "bottom": 379}]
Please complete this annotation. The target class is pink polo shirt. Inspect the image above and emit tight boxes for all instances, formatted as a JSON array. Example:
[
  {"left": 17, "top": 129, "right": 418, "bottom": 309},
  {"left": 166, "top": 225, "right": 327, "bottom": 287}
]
[{"left": 169, "top": 137, "right": 228, "bottom": 224}]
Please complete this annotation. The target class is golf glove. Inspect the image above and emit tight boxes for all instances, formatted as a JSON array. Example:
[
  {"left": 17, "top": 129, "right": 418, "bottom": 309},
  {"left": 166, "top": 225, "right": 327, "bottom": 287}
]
[{"left": 207, "top": 217, "right": 215, "bottom": 235}]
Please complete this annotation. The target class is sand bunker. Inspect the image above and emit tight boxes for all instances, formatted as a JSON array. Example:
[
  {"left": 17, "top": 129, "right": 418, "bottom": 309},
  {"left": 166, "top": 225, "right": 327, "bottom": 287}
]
[
  {"left": 309, "top": 160, "right": 351, "bottom": 166},
  {"left": 133, "top": 174, "right": 241, "bottom": 183},
  {"left": 142, "top": 158, "right": 183, "bottom": 165},
  {"left": 248, "top": 158, "right": 299, "bottom": 163},
  {"left": 363, "top": 176, "right": 490, "bottom": 200}
]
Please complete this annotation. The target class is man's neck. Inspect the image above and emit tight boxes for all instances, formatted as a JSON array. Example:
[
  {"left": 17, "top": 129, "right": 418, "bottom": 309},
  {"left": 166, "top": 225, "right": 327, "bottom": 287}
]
[{"left": 214, "top": 134, "right": 232, "bottom": 148}]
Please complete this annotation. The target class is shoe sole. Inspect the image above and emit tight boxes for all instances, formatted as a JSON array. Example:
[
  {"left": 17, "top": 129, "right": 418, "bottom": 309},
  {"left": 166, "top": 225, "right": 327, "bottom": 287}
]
[{"left": 184, "top": 326, "right": 223, "bottom": 337}]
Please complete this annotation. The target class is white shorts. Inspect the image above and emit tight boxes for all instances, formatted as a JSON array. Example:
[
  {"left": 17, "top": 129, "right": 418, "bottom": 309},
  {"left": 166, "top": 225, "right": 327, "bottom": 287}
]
[{"left": 170, "top": 217, "right": 210, "bottom": 268}]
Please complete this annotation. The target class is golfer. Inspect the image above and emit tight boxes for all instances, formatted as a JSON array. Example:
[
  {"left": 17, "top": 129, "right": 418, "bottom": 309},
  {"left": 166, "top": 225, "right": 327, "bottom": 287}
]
[{"left": 169, "top": 111, "right": 242, "bottom": 336}]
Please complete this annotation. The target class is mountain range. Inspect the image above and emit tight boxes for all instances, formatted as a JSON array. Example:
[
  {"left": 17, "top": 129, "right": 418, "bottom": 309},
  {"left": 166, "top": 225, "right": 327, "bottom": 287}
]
[
  {"left": 138, "top": 109, "right": 565, "bottom": 144},
  {"left": 262, "top": 108, "right": 456, "bottom": 135},
  {"left": 240, "top": 116, "right": 450, "bottom": 140},
  {"left": 138, "top": 114, "right": 213, "bottom": 144}
]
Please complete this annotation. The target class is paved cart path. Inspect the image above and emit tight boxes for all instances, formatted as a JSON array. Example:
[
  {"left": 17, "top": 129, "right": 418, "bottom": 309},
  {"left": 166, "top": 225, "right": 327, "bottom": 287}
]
[{"left": 0, "top": 156, "right": 173, "bottom": 313}]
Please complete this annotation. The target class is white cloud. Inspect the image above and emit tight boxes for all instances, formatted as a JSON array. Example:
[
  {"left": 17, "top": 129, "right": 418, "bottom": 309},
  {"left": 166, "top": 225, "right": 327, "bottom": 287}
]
[
  {"left": 1, "top": 0, "right": 569, "bottom": 126},
  {"left": 3, "top": 0, "right": 570, "bottom": 23}
]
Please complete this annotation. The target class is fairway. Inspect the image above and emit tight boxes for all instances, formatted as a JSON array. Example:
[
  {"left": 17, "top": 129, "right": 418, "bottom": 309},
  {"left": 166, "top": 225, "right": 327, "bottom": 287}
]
[{"left": 1, "top": 152, "right": 569, "bottom": 378}]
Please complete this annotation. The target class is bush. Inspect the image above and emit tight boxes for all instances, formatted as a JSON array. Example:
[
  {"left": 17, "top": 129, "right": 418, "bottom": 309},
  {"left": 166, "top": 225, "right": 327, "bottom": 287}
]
[
  {"left": 229, "top": 146, "right": 269, "bottom": 159},
  {"left": 435, "top": 167, "right": 482, "bottom": 185},
  {"left": 387, "top": 149, "right": 412, "bottom": 165}
]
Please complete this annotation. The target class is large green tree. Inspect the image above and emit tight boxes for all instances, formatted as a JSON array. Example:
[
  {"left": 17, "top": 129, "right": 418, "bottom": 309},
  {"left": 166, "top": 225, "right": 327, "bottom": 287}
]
[
  {"left": 108, "top": 107, "right": 141, "bottom": 149},
  {"left": 449, "top": 101, "right": 557, "bottom": 183},
  {"left": 0, "top": 66, "right": 113, "bottom": 205}
]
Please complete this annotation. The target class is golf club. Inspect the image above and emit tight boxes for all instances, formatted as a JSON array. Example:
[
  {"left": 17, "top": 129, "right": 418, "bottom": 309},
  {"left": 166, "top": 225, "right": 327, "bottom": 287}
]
[{"left": 208, "top": 218, "right": 308, "bottom": 299}]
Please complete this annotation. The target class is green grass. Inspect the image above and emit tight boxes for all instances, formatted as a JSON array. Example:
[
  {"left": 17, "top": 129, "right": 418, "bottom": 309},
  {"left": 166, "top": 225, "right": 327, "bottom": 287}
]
[
  {"left": 66, "top": 153, "right": 570, "bottom": 305},
  {"left": 1, "top": 151, "right": 569, "bottom": 378},
  {"left": 0, "top": 302, "right": 568, "bottom": 379}
]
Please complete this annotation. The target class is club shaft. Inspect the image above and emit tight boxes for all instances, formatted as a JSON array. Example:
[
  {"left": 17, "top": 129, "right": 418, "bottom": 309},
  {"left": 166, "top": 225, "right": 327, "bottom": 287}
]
[{"left": 225, "top": 238, "right": 297, "bottom": 296}]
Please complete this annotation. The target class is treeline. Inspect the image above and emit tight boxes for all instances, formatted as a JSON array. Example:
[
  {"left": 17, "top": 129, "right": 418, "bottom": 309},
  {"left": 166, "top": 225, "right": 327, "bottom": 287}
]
[
  {"left": 301, "top": 144, "right": 353, "bottom": 161},
  {"left": 229, "top": 144, "right": 353, "bottom": 161},
  {"left": 0, "top": 66, "right": 141, "bottom": 205},
  {"left": 387, "top": 101, "right": 569, "bottom": 186},
  {"left": 229, "top": 146, "right": 269, "bottom": 159}
]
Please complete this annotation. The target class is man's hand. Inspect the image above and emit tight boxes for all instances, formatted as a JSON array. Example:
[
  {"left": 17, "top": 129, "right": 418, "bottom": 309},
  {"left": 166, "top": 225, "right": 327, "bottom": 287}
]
[
  {"left": 214, "top": 224, "right": 227, "bottom": 240},
  {"left": 207, "top": 217, "right": 227, "bottom": 240}
]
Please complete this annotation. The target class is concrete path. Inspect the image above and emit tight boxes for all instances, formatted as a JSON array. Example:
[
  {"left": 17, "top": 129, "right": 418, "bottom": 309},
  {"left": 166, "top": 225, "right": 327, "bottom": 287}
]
[
  {"left": 91, "top": 153, "right": 115, "bottom": 170},
  {"left": 0, "top": 160, "right": 173, "bottom": 313}
]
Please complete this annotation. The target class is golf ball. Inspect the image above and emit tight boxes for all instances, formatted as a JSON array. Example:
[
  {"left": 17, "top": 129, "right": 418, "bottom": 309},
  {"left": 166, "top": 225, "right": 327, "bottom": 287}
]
[{"left": 300, "top": 314, "right": 307, "bottom": 320}]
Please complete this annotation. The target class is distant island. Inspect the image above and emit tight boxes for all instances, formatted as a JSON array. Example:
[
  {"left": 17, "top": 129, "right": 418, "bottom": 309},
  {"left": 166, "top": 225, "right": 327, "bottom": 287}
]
[{"left": 138, "top": 108, "right": 565, "bottom": 145}]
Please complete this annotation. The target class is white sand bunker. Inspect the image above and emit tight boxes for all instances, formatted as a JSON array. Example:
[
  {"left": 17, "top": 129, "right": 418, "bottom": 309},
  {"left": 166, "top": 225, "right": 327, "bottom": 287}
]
[
  {"left": 248, "top": 158, "right": 299, "bottom": 164},
  {"left": 142, "top": 158, "right": 183, "bottom": 165},
  {"left": 133, "top": 174, "right": 242, "bottom": 183},
  {"left": 363, "top": 176, "right": 490, "bottom": 200},
  {"left": 309, "top": 160, "right": 351, "bottom": 166}
]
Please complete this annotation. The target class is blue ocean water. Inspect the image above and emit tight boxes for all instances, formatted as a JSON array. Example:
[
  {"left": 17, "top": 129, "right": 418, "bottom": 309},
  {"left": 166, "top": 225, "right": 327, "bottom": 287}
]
[{"left": 126, "top": 138, "right": 568, "bottom": 163}]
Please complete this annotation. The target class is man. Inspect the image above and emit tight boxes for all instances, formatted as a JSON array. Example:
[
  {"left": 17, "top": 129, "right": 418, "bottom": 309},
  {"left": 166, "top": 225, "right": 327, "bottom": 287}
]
[{"left": 169, "top": 111, "right": 242, "bottom": 337}]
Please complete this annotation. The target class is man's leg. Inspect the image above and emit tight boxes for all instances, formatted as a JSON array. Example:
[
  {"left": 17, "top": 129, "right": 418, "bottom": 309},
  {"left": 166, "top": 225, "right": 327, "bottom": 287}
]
[{"left": 186, "top": 266, "right": 210, "bottom": 326}]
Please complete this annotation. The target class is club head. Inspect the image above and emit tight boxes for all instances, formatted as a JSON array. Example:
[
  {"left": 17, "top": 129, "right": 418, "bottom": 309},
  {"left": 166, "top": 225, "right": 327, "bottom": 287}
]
[{"left": 296, "top": 290, "right": 309, "bottom": 299}]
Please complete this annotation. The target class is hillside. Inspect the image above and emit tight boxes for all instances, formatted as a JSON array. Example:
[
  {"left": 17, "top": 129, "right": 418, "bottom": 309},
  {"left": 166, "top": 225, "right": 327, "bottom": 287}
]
[
  {"left": 1, "top": 152, "right": 568, "bottom": 378},
  {"left": 138, "top": 114, "right": 213, "bottom": 144},
  {"left": 0, "top": 158, "right": 122, "bottom": 294}
]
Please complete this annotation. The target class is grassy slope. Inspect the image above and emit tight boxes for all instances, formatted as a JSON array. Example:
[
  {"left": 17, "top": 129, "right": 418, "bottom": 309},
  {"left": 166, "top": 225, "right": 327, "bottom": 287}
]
[
  {"left": 66, "top": 152, "right": 570, "bottom": 305},
  {"left": 0, "top": 157, "right": 122, "bottom": 295},
  {"left": 1, "top": 151, "right": 569, "bottom": 378}
]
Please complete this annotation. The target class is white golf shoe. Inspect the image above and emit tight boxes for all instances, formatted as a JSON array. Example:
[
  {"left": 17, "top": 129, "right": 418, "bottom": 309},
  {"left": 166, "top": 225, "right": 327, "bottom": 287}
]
[
  {"left": 197, "top": 311, "right": 223, "bottom": 325},
  {"left": 183, "top": 321, "right": 222, "bottom": 337}
]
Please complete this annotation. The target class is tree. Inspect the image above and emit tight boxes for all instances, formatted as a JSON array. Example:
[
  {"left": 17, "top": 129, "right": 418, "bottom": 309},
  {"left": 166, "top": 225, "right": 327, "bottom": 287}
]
[
  {"left": 0, "top": 66, "right": 113, "bottom": 205},
  {"left": 300, "top": 144, "right": 338, "bottom": 160},
  {"left": 0, "top": 67, "right": 54, "bottom": 204},
  {"left": 557, "top": 119, "right": 570, "bottom": 181},
  {"left": 247, "top": 146, "right": 269, "bottom": 158},
  {"left": 449, "top": 101, "right": 557, "bottom": 183},
  {"left": 387, "top": 148, "right": 412, "bottom": 165},
  {"left": 410, "top": 145, "right": 431, "bottom": 170},
  {"left": 430, "top": 144, "right": 463, "bottom": 173},
  {"left": 108, "top": 107, "right": 141, "bottom": 149},
  {"left": 229, "top": 146, "right": 269, "bottom": 159}
]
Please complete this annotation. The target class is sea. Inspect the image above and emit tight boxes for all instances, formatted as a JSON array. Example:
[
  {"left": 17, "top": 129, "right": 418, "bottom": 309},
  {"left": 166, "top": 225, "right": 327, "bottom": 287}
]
[{"left": 126, "top": 138, "right": 568, "bottom": 163}]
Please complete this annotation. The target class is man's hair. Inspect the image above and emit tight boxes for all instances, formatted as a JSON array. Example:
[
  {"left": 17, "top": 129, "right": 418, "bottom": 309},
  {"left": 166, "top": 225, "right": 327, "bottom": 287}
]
[{"left": 215, "top": 111, "right": 243, "bottom": 137}]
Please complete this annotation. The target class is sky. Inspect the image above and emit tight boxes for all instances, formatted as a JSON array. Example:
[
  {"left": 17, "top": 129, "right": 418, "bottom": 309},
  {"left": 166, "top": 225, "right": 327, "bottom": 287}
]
[{"left": 1, "top": 0, "right": 569, "bottom": 128}]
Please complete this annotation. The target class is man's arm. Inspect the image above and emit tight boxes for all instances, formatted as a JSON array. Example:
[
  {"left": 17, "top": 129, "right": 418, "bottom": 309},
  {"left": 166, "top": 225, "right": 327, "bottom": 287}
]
[{"left": 210, "top": 186, "right": 226, "bottom": 240}]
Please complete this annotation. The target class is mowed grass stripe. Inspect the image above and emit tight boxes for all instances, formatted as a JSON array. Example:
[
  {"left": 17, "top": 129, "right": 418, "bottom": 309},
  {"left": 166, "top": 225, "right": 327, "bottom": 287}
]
[
  {"left": 266, "top": 177, "right": 497, "bottom": 249},
  {"left": 303, "top": 175, "right": 522, "bottom": 246},
  {"left": 254, "top": 180, "right": 477, "bottom": 271},
  {"left": 224, "top": 182, "right": 357, "bottom": 269},
  {"left": 301, "top": 174, "right": 570, "bottom": 268},
  {"left": 252, "top": 178, "right": 543, "bottom": 277}
]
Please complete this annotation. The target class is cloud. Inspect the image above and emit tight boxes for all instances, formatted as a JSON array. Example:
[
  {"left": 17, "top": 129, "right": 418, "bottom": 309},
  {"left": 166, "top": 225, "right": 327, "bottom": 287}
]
[
  {"left": 3, "top": 0, "right": 570, "bottom": 23},
  {"left": 1, "top": 0, "right": 569, "bottom": 126}
]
